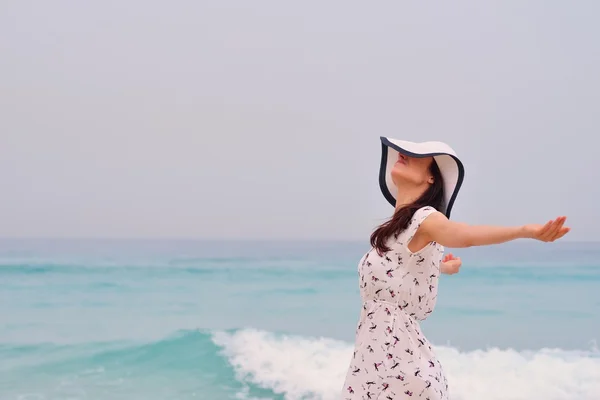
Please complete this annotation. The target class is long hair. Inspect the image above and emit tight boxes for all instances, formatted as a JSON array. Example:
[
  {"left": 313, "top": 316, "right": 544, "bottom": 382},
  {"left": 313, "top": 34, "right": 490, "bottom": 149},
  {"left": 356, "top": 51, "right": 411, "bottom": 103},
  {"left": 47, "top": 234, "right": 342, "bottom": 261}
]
[{"left": 370, "top": 159, "right": 445, "bottom": 255}]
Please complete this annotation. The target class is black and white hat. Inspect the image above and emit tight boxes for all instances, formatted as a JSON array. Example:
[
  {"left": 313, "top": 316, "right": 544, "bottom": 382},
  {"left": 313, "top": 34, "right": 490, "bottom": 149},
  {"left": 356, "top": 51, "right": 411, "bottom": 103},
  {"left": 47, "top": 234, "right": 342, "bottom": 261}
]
[{"left": 379, "top": 136, "right": 465, "bottom": 218}]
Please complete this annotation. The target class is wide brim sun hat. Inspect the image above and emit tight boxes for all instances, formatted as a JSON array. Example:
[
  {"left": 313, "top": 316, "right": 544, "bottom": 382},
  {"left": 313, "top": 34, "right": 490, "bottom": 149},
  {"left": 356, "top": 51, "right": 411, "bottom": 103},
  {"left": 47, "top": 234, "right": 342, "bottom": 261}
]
[{"left": 379, "top": 136, "right": 465, "bottom": 218}]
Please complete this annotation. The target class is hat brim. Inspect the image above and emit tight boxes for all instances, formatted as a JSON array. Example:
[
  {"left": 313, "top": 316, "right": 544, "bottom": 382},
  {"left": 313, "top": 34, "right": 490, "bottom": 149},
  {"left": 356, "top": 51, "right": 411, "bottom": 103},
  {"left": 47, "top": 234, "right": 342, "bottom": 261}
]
[{"left": 379, "top": 136, "right": 465, "bottom": 218}]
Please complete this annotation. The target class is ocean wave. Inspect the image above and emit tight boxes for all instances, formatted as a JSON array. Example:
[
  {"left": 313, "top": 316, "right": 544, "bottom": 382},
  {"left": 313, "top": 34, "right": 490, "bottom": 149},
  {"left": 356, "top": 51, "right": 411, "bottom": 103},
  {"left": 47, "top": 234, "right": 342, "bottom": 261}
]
[
  {"left": 0, "top": 261, "right": 352, "bottom": 280},
  {"left": 3, "top": 328, "right": 600, "bottom": 399},
  {"left": 1, "top": 330, "right": 217, "bottom": 370},
  {"left": 212, "top": 328, "right": 600, "bottom": 400},
  {"left": 2, "top": 330, "right": 255, "bottom": 400}
]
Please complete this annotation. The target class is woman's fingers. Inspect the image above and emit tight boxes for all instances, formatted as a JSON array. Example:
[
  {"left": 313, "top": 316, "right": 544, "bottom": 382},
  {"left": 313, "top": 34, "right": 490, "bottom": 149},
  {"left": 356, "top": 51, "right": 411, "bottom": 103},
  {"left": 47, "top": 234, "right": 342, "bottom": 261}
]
[
  {"left": 538, "top": 220, "right": 554, "bottom": 239},
  {"left": 539, "top": 219, "right": 557, "bottom": 241},
  {"left": 536, "top": 217, "right": 569, "bottom": 242},
  {"left": 443, "top": 253, "right": 455, "bottom": 262},
  {"left": 549, "top": 217, "right": 567, "bottom": 241},
  {"left": 550, "top": 218, "right": 566, "bottom": 240},
  {"left": 550, "top": 225, "right": 570, "bottom": 242},
  {"left": 541, "top": 217, "right": 566, "bottom": 241}
]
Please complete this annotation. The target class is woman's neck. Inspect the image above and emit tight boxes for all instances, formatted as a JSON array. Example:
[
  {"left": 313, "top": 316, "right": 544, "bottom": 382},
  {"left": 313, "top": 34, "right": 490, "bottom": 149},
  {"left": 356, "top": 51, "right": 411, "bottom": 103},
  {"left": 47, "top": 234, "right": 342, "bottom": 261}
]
[{"left": 394, "top": 186, "right": 426, "bottom": 211}]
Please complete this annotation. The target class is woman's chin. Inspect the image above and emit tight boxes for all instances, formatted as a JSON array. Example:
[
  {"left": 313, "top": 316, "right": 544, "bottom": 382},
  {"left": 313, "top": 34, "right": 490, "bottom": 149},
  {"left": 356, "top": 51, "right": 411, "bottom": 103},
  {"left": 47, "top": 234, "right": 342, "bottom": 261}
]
[
  {"left": 391, "top": 171, "right": 419, "bottom": 189},
  {"left": 391, "top": 168, "right": 408, "bottom": 182},
  {"left": 390, "top": 176, "right": 406, "bottom": 189}
]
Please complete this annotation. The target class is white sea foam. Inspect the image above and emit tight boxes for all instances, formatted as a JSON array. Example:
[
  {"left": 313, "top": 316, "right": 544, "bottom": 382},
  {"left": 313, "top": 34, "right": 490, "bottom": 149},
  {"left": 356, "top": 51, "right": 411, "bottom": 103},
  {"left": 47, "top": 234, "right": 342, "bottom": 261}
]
[{"left": 212, "top": 328, "right": 600, "bottom": 400}]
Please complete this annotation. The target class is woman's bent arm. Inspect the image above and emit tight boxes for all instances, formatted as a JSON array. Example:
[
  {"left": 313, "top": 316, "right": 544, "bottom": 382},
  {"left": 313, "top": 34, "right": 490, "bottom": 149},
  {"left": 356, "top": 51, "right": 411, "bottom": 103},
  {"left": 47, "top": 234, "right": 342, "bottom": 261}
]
[{"left": 420, "top": 212, "right": 569, "bottom": 248}]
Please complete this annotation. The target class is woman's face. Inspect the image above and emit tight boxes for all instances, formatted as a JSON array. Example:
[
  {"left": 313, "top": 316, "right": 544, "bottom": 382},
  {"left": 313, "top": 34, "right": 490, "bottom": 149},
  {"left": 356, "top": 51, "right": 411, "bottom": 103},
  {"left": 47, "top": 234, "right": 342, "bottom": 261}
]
[{"left": 391, "top": 152, "right": 435, "bottom": 188}]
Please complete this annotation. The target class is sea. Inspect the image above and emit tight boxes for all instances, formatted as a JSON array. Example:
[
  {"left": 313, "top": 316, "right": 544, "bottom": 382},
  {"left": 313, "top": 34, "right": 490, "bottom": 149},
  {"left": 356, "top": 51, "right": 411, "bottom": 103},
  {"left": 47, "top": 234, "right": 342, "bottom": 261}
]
[{"left": 0, "top": 238, "right": 599, "bottom": 400}]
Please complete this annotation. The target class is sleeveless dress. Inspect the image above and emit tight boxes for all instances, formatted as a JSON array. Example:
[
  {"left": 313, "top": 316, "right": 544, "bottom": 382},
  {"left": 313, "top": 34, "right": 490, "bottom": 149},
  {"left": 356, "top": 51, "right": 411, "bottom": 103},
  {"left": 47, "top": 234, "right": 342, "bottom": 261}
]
[{"left": 341, "top": 206, "right": 449, "bottom": 400}]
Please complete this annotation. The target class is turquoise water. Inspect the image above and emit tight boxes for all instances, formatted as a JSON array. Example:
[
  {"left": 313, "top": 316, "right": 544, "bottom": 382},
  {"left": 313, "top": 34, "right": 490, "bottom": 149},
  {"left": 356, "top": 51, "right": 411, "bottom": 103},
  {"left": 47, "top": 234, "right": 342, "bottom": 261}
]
[{"left": 1, "top": 239, "right": 599, "bottom": 399}]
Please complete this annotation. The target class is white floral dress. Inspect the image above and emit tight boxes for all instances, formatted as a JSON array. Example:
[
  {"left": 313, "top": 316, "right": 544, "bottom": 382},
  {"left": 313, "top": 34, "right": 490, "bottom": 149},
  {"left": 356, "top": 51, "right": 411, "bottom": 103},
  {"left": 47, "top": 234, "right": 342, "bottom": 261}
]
[{"left": 341, "top": 206, "right": 449, "bottom": 400}]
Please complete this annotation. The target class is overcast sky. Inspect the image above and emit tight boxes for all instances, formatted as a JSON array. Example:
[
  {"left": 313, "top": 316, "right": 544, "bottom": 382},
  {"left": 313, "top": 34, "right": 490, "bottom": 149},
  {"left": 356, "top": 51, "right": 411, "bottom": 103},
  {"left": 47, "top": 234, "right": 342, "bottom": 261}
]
[{"left": 1, "top": 1, "right": 599, "bottom": 241}]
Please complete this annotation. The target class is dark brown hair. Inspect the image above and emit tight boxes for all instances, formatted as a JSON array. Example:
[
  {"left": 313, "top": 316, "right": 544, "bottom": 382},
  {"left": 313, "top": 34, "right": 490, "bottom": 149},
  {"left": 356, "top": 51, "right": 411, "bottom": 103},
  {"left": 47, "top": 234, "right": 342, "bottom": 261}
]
[{"left": 370, "top": 158, "right": 444, "bottom": 255}]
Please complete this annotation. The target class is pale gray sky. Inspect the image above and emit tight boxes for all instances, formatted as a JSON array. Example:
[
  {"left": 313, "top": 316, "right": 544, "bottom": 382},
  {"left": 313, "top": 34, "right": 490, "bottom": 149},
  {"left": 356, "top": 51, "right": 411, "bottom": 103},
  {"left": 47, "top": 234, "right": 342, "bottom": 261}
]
[{"left": 1, "top": 1, "right": 599, "bottom": 240}]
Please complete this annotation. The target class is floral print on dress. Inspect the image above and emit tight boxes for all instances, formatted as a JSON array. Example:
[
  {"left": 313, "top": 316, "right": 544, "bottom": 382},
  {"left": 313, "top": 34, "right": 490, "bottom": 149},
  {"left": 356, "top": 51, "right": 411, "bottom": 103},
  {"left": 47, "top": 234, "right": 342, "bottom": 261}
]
[{"left": 341, "top": 206, "right": 449, "bottom": 400}]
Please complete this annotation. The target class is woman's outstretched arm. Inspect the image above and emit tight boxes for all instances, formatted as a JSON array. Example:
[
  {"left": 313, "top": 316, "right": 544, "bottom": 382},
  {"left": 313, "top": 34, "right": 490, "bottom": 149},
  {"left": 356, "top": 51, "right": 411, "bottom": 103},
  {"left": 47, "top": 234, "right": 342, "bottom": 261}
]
[{"left": 420, "top": 213, "right": 570, "bottom": 248}]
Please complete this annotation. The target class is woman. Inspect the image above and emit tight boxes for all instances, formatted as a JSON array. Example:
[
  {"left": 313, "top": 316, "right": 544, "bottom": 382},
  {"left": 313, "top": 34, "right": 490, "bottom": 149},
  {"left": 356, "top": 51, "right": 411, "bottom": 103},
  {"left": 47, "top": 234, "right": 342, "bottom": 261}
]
[{"left": 340, "top": 137, "right": 569, "bottom": 400}]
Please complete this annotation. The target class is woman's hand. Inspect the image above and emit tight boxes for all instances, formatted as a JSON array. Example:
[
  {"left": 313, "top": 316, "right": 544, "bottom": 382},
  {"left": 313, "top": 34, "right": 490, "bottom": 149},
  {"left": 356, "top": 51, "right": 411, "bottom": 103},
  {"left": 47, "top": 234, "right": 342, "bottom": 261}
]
[
  {"left": 522, "top": 216, "right": 570, "bottom": 242},
  {"left": 441, "top": 253, "right": 461, "bottom": 275}
]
